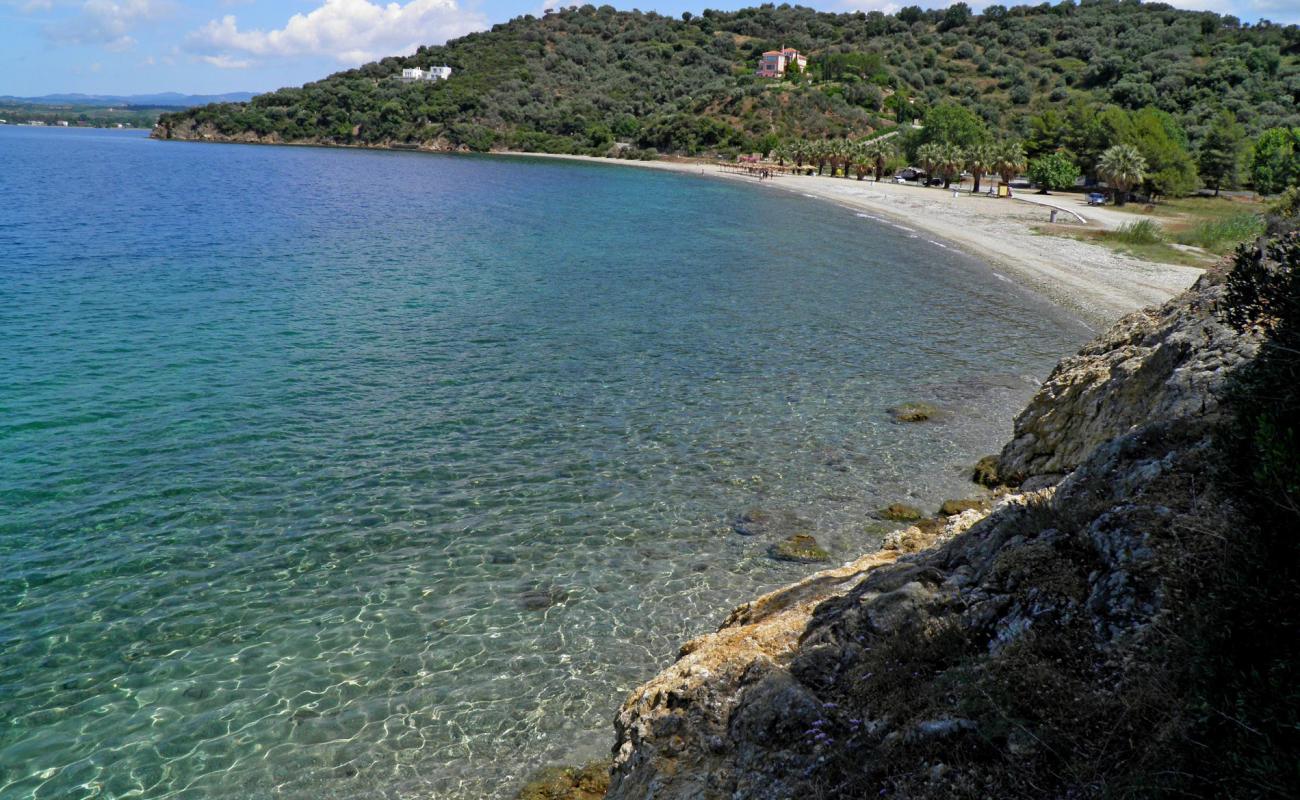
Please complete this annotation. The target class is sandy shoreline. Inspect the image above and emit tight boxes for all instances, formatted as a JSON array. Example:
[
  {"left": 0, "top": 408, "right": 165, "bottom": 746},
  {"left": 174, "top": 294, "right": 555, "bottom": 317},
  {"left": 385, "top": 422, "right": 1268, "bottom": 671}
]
[{"left": 500, "top": 151, "right": 1205, "bottom": 329}]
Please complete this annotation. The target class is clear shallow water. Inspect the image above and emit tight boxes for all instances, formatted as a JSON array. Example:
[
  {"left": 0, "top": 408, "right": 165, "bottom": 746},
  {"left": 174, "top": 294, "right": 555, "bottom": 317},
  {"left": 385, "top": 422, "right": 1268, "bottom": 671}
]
[{"left": 0, "top": 127, "right": 1091, "bottom": 799}]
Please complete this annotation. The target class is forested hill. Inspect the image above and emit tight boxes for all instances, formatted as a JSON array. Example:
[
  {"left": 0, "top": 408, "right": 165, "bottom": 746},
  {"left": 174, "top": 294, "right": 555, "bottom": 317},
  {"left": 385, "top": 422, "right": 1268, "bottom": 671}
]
[{"left": 155, "top": 2, "right": 1300, "bottom": 157}]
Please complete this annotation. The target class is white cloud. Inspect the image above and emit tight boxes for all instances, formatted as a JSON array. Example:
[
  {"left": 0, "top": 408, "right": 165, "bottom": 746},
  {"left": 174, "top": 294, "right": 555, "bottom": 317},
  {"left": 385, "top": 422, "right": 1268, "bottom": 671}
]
[
  {"left": 839, "top": 1, "right": 903, "bottom": 12},
  {"left": 187, "top": 0, "right": 487, "bottom": 66},
  {"left": 43, "top": 0, "right": 172, "bottom": 51},
  {"left": 199, "top": 53, "right": 252, "bottom": 69}
]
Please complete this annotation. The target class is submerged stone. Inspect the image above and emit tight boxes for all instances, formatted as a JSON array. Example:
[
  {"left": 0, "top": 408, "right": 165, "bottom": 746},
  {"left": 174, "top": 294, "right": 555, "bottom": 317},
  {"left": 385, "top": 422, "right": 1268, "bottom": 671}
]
[
  {"left": 519, "top": 585, "right": 569, "bottom": 611},
  {"left": 862, "top": 520, "right": 903, "bottom": 537},
  {"left": 732, "top": 508, "right": 810, "bottom": 537},
  {"left": 814, "top": 446, "right": 851, "bottom": 472},
  {"left": 888, "top": 402, "right": 941, "bottom": 423},
  {"left": 768, "top": 534, "right": 832, "bottom": 563},
  {"left": 876, "top": 502, "right": 924, "bottom": 521}
]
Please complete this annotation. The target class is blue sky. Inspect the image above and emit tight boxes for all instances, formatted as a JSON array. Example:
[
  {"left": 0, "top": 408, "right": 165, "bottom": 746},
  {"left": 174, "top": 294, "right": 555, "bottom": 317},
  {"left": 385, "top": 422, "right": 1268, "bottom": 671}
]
[{"left": 1, "top": 1, "right": 1295, "bottom": 97}]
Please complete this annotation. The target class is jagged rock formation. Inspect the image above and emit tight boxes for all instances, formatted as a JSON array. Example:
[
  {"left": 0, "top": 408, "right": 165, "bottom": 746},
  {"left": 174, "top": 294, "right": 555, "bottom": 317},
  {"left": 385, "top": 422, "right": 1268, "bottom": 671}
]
[
  {"left": 995, "top": 269, "right": 1256, "bottom": 487},
  {"left": 605, "top": 267, "right": 1264, "bottom": 800}
]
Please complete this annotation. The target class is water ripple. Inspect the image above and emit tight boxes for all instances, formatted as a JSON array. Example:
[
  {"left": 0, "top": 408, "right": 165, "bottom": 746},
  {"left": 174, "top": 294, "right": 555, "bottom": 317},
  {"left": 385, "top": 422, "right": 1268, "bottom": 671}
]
[{"left": 0, "top": 128, "right": 1090, "bottom": 799}]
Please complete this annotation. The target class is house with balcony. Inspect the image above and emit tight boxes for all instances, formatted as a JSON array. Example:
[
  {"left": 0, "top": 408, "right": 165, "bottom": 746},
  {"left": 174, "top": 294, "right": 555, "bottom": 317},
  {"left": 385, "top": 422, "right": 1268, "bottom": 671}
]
[
  {"left": 401, "top": 65, "right": 453, "bottom": 83},
  {"left": 755, "top": 48, "right": 806, "bottom": 78}
]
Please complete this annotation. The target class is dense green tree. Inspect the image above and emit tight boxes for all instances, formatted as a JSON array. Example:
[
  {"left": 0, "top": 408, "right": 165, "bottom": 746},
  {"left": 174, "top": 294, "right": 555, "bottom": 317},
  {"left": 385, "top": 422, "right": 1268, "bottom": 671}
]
[
  {"left": 1128, "top": 108, "right": 1200, "bottom": 200},
  {"left": 1027, "top": 151, "right": 1081, "bottom": 194},
  {"left": 915, "top": 103, "right": 990, "bottom": 149},
  {"left": 1198, "top": 111, "right": 1246, "bottom": 195},
  {"left": 1251, "top": 127, "right": 1300, "bottom": 195}
]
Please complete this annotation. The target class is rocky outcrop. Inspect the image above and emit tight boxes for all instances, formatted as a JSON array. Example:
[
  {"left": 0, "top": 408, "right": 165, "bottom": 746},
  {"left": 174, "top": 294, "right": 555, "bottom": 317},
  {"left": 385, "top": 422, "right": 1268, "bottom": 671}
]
[
  {"left": 996, "top": 269, "right": 1258, "bottom": 487},
  {"left": 605, "top": 267, "right": 1262, "bottom": 800},
  {"left": 609, "top": 512, "right": 984, "bottom": 800},
  {"left": 150, "top": 118, "right": 465, "bottom": 152}
]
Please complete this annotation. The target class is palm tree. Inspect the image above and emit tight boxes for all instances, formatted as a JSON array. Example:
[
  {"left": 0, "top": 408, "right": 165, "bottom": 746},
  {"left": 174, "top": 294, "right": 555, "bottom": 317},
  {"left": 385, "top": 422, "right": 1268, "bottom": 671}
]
[
  {"left": 1098, "top": 144, "right": 1147, "bottom": 207},
  {"left": 792, "top": 139, "right": 810, "bottom": 170},
  {"left": 834, "top": 138, "right": 855, "bottom": 178},
  {"left": 964, "top": 141, "right": 996, "bottom": 194},
  {"left": 811, "top": 139, "right": 831, "bottom": 176},
  {"left": 993, "top": 141, "right": 1027, "bottom": 196},
  {"left": 864, "top": 137, "right": 896, "bottom": 182},
  {"left": 936, "top": 142, "right": 965, "bottom": 189},
  {"left": 850, "top": 140, "right": 871, "bottom": 180},
  {"left": 916, "top": 142, "right": 942, "bottom": 187}
]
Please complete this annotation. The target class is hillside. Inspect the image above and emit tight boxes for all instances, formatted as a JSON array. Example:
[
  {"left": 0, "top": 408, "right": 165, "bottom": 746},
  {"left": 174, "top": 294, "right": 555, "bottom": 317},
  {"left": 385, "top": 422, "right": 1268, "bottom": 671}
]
[{"left": 154, "top": 3, "right": 1300, "bottom": 158}]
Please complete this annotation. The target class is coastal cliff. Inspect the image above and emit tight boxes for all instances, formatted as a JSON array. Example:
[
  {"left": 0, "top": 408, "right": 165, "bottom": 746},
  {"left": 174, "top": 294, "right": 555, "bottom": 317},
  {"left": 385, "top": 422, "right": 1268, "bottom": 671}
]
[
  {"left": 595, "top": 243, "right": 1300, "bottom": 799},
  {"left": 151, "top": 118, "right": 468, "bottom": 152}
]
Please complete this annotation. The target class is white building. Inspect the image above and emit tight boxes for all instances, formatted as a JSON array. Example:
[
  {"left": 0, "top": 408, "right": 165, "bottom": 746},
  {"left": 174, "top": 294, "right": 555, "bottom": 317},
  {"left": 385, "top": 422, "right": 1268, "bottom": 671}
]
[{"left": 401, "top": 65, "right": 452, "bottom": 83}]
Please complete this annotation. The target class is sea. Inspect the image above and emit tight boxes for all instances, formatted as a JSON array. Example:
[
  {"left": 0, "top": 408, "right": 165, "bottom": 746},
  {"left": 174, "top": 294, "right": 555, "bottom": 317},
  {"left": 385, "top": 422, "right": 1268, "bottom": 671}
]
[{"left": 0, "top": 127, "right": 1092, "bottom": 799}]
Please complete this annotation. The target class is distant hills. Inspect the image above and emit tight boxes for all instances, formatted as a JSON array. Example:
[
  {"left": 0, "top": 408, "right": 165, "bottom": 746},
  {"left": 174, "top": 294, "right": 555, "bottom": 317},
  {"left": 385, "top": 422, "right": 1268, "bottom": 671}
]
[
  {"left": 155, "top": 4, "right": 1299, "bottom": 157},
  {"left": 3, "top": 92, "right": 256, "bottom": 108}
]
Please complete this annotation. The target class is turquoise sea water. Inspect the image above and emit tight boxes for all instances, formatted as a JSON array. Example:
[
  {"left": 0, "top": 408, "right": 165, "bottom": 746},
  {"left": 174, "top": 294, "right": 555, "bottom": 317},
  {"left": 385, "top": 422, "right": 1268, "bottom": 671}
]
[{"left": 0, "top": 127, "right": 1090, "bottom": 799}]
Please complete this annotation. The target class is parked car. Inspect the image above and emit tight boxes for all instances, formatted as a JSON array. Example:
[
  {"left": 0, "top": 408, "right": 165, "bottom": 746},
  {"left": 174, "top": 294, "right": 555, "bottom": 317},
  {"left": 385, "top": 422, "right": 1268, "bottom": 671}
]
[{"left": 1087, "top": 192, "right": 1107, "bottom": 206}]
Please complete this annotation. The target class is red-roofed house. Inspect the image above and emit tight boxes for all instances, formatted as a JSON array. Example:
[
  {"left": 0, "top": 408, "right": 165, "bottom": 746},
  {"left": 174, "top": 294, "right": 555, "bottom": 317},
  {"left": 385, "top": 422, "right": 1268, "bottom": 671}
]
[{"left": 755, "top": 47, "right": 807, "bottom": 78}]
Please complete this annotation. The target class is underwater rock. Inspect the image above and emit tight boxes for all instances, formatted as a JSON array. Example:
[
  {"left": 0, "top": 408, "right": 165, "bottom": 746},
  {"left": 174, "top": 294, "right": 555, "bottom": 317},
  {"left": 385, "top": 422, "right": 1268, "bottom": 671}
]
[
  {"left": 732, "top": 509, "right": 811, "bottom": 537},
  {"left": 519, "top": 585, "right": 569, "bottom": 611},
  {"left": 875, "top": 502, "right": 924, "bottom": 521},
  {"left": 768, "top": 534, "right": 831, "bottom": 563},
  {"left": 888, "top": 402, "right": 941, "bottom": 422},
  {"left": 813, "top": 447, "right": 851, "bottom": 472}
]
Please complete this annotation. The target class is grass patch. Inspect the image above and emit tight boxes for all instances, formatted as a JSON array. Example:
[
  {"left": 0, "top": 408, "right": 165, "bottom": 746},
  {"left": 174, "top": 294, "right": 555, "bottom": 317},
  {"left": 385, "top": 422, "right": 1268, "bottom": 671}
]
[
  {"left": 1109, "top": 194, "right": 1264, "bottom": 224},
  {"left": 1112, "top": 218, "right": 1166, "bottom": 245},
  {"left": 1173, "top": 213, "right": 1265, "bottom": 253},
  {"left": 1061, "top": 223, "right": 1215, "bottom": 268}
]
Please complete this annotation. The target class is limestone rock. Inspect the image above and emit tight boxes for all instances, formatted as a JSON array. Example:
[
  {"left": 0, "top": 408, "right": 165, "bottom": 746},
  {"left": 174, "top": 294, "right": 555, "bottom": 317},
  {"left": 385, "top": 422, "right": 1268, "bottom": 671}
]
[
  {"left": 938, "top": 497, "right": 990, "bottom": 517},
  {"left": 516, "top": 762, "right": 609, "bottom": 800},
  {"left": 997, "top": 268, "right": 1259, "bottom": 485}
]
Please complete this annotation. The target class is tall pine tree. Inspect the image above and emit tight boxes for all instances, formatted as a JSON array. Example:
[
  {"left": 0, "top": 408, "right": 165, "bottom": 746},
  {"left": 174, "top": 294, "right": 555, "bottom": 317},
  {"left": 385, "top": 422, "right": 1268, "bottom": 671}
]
[{"left": 1198, "top": 111, "right": 1245, "bottom": 196}]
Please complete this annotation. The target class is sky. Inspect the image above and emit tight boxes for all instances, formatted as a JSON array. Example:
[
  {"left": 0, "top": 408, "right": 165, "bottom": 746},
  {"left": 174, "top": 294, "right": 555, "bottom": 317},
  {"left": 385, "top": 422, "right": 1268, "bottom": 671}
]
[{"left": 1, "top": 0, "right": 1296, "bottom": 97}]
